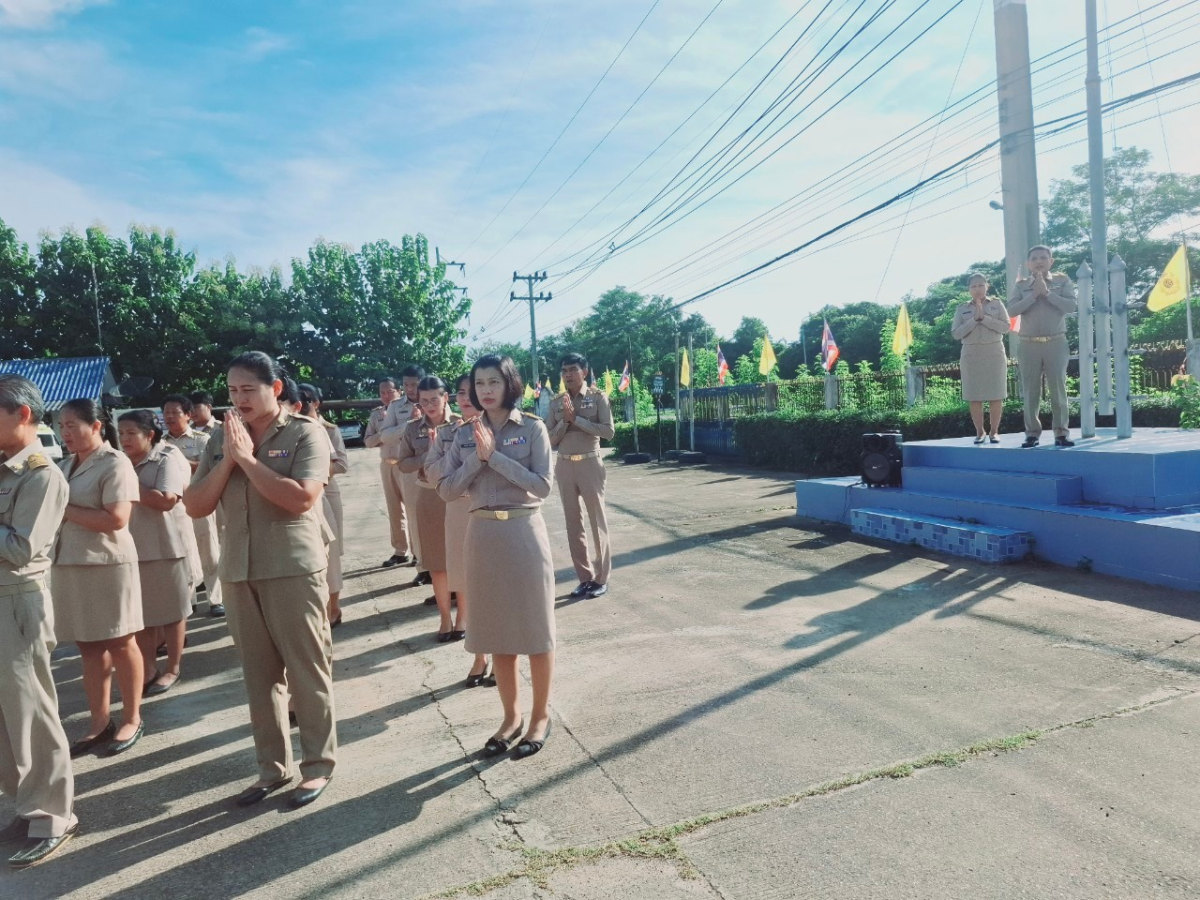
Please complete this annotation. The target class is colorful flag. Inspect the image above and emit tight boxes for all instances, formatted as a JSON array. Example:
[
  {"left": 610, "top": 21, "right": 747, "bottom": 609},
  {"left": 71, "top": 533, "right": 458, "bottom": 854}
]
[
  {"left": 618, "top": 361, "right": 631, "bottom": 392},
  {"left": 603, "top": 370, "right": 615, "bottom": 395},
  {"left": 679, "top": 349, "right": 691, "bottom": 388},
  {"left": 523, "top": 384, "right": 535, "bottom": 402},
  {"left": 821, "top": 319, "right": 840, "bottom": 372},
  {"left": 892, "top": 303, "right": 913, "bottom": 357},
  {"left": 1148, "top": 245, "right": 1191, "bottom": 312},
  {"left": 758, "top": 336, "right": 777, "bottom": 376},
  {"left": 717, "top": 345, "right": 729, "bottom": 385}
]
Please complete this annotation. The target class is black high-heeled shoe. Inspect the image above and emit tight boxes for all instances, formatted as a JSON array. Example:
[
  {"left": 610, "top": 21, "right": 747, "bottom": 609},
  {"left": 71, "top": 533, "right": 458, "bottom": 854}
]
[
  {"left": 436, "top": 630, "right": 453, "bottom": 643},
  {"left": 482, "top": 719, "right": 524, "bottom": 757},
  {"left": 465, "top": 664, "right": 490, "bottom": 688}
]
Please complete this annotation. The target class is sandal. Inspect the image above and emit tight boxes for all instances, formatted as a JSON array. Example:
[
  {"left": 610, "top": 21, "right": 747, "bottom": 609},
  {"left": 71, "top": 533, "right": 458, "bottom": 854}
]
[{"left": 482, "top": 719, "right": 524, "bottom": 757}]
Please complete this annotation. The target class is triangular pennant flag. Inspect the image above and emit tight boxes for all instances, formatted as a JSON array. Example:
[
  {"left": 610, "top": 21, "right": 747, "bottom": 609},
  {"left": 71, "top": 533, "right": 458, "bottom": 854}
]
[
  {"left": 618, "top": 361, "right": 631, "bottom": 392},
  {"left": 892, "top": 303, "right": 913, "bottom": 357},
  {"left": 680, "top": 349, "right": 691, "bottom": 387},
  {"left": 821, "top": 320, "right": 840, "bottom": 372},
  {"left": 523, "top": 384, "right": 535, "bottom": 401},
  {"left": 603, "top": 370, "right": 615, "bottom": 395},
  {"left": 758, "top": 336, "right": 777, "bottom": 375},
  {"left": 1148, "top": 245, "right": 1191, "bottom": 312},
  {"left": 717, "top": 345, "right": 729, "bottom": 386}
]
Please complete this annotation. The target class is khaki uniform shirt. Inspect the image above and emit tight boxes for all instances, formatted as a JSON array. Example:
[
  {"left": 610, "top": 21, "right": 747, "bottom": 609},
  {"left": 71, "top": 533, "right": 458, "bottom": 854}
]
[
  {"left": 165, "top": 428, "right": 209, "bottom": 470},
  {"left": 192, "top": 419, "right": 219, "bottom": 436},
  {"left": 1007, "top": 273, "right": 1077, "bottom": 337},
  {"left": 193, "top": 409, "right": 329, "bottom": 583},
  {"left": 438, "top": 409, "right": 552, "bottom": 512},
  {"left": 951, "top": 299, "right": 1011, "bottom": 345},
  {"left": 321, "top": 420, "right": 349, "bottom": 496},
  {"left": 55, "top": 443, "right": 140, "bottom": 566},
  {"left": 0, "top": 442, "right": 68, "bottom": 588},
  {"left": 398, "top": 413, "right": 462, "bottom": 486},
  {"left": 362, "top": 407, "right": 387, "bottom": 454},
  {"left": 546, "top": 385, "right": 616, "bottom": 455},
  {"left": 377, "top": 397, "right": 419, "bottom": 463},
  {"left": 128, "top": 445, "right": 190, "bottom": 562}
]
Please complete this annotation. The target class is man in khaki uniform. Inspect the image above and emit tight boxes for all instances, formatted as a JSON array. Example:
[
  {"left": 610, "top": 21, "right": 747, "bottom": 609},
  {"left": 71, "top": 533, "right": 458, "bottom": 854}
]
[
  {"left": 188, "top": 391, "right": 219, "bottom": 436},
  {"left": 546, "top": 353, "right": 615, "bottom": 599},
  {"left": 379, "top": 366, "right": 430, "bottom": 585},
  {"left": 0, "top": 375, "right": 78, "bottom": 869},
  {"left": 163, "top": 394, "right": 224, "bottom": 616},
  {"left": 1008, "top": 245, "right": 1077, "bottom": 448},
  {"left": 363, "top": 377, "right": 412, "bottom": 568}
]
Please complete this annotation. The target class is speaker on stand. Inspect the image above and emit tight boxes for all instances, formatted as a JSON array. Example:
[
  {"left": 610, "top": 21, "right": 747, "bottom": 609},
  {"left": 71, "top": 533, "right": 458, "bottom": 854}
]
[{"left": 861, "top": 433, "right": 903, "bottom": 487}]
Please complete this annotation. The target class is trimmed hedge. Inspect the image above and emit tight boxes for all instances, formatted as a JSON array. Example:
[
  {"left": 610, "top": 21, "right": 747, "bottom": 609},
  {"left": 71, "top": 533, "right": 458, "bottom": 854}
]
[{"left": 612, "top": 396, "right": 1184, "bottom": 475}]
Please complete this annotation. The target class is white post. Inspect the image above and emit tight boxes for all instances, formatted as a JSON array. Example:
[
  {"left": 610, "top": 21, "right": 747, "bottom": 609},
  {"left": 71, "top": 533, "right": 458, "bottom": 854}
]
[
  {"left": 1077, "top": 261, "right": 1096, "bottom": 438},
  {"left": 825, "top": 372, "right": 839, "bottom": 409},
  {"left": 905, "top": 364, "right": 917, "bottom": 408},
  {"left": 688, "top": 333, "right": 695, "bottom": 452},
  {"left": 1109, "top": 255, "right": 1133, "bottom": 438}
]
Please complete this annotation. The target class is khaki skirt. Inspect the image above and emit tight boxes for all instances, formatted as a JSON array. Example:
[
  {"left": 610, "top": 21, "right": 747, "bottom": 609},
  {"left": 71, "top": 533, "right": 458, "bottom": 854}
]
[
  {"left": 414, "top": 484, "right": 447, "bottom": 572},
  {"left": 960, "top": 340, "right": 1008, "bottom": 402},
  {"left": 445, "top": 496, "right": 470, "bottom": 593},
  {"left": 51, "top": 562, "right": 144, "bottom": 643},
  {"left": 138, "top": 557, "right": 194, "bottom": 627},
  {"left": 464, "top": 511, "right": 555, "bottom": 656}
]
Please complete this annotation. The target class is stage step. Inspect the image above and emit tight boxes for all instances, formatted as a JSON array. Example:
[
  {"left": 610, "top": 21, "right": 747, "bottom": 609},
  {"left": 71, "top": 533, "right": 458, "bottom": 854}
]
[
  {"left": 902, "top": 466, "right": 1082, "bottom": 506},
  {"left": 851, "top": 508, "right": 1032, "bottom": 564}
]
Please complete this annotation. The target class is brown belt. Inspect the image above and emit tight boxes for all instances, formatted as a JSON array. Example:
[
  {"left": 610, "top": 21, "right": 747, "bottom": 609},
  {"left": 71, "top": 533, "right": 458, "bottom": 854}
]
[
  {"left": 470, "top": 508, "right": 537, "bottom": 521},
  {"left": 559, "top": 451, "right": 601, "bottom": 462},
  {"left": 1020, "top": 334, "right": 1065, "bottom": 343},
  {"left": 0, "top": 579, "right": 45, "bottom": 598}
]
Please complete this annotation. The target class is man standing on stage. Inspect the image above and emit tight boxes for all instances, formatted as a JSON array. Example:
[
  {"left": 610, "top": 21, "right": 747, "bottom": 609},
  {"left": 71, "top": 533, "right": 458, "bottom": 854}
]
[
  {"left": 1009, "top": 245, "right": 1077, "bottom": 448},
  {"left": 546, "top": 353, "right": 615, "bottom": 599},
  {"left": 364, "top": 377, "right": 412, "bottom": 568}
]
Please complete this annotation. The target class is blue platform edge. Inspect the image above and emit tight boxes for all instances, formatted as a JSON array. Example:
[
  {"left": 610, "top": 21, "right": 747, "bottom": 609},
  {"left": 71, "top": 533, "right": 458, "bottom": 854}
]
[{"left": 796, "top": 428, "right": 1200, "bottom": 593}]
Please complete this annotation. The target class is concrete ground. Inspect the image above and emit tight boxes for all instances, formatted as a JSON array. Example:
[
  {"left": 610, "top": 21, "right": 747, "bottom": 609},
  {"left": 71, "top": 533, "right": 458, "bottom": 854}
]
[{"left": 5, "top": 448, "right": 1199, "bottom": 899}]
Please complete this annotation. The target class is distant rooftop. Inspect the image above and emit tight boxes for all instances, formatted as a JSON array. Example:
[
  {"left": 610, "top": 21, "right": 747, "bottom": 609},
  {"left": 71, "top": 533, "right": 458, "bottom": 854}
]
[{"left": 0, "top": 356, "right": 117, "bottom": 411}]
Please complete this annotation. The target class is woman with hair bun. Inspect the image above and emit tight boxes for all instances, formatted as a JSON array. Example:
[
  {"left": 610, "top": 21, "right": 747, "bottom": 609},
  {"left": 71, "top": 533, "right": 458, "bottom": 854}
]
[
  {"left": 53, "top": 398, "right": 146, "bottom": 758},
  {"left": 952, "top": 272, "right": 1011, "bottom": 443},
  {"left": 117, "top": 410, "right": 195, "bottom": 697},
  {"left": 298, "top": 383, "right": 348, "bottom": 627},
  {"left": 184, "top": 351, "right": 337, "bottom": 809}
]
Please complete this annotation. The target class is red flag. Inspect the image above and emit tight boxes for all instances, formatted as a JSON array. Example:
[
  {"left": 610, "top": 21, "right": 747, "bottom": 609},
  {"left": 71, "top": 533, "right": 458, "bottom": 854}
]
[
  {"left": 716, "top": 344, "right": 729, "bottom": 385},
  {"left": 618, "top": 360, "right": 631, "bottom": 392},
  {"left": 821, "top": 319, "right": 840, "bottom": 372}
]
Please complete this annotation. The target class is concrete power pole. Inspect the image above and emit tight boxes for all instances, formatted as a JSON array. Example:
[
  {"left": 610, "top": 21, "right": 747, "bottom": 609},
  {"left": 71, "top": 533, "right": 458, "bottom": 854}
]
[
  {"left": 512, "top": 271, "right": 550, "bottom": 392},
  {"left": 993, "top": 0, "right": 1040, "bottom": 351}
]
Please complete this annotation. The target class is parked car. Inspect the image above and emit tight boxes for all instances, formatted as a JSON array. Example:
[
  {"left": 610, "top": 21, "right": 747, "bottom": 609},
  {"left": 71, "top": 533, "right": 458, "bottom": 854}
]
[
  {"left": 337, "top": 418, "right": 365, "bottom": 447},
  {"left": 37, "top": 424, "right": 64, "bottom": 461}
]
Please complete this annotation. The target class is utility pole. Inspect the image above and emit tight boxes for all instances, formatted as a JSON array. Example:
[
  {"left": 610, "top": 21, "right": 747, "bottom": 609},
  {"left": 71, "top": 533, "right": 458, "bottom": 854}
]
[
  {"left": 511, "top": 271, "right": 550, "bottom": 392},
  {"left": 1085, "top": 0, "right": 1114, "bottom": 417},
  {"left": 674, "top": 332, "right": 681, "bottom": 451},
  {"left": 993, "top": 0, "right": 1040, "bottom": 358}
]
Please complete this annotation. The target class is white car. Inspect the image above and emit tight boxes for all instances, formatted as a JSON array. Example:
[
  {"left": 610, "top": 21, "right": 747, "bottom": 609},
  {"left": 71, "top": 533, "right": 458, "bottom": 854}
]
[
  {"left": 37, "top": 425, "right": 63, "bottom": 461},
  {"left": 337, "top": 419, "right": 364, "bottom": 446}
]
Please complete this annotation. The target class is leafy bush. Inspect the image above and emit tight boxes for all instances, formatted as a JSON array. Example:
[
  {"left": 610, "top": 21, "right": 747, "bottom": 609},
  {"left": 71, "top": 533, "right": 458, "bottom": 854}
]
[{"left": 611, "top": 416, "right": 680, "bottom": 456}]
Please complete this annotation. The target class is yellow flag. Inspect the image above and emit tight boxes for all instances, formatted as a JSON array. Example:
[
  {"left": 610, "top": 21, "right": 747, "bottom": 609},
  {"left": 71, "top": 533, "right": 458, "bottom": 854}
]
[
  {"left": 892, "top": 302, "right": 914, "bottom": 357},
  {"left": 680, "top": 349, "right": 691, "bottom": 387},
  {"left": 758, "top": 336, "right": 777, "bottom": 375},
  {"left": 557, "top": 375, "right": 566, "bottom": 394},
  {"left": 603, "top": 370, "right": 614, "bottom": 395},
  {"left": 1148, "top": 245, "right": 1191, "bottom": 312},
  {"left": 523, "top": 384, "right": 535, "bottom": 401}
]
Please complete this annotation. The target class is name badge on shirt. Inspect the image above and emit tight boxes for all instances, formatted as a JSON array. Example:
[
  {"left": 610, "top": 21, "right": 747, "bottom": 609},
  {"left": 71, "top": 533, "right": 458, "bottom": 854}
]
[
  {"left": 459, "top": 441, "right": 477, "bottom": 449},
  {"left": 502, "top": 436, "right": 527, "bottom": 446},
  {"left": 418, "top": 427, "right": 428, "bottom": 438},
  {"left": 268, "top": 449, "right": 289, "bottom": 458},
  {"left": 581, "top": 397, "right": 595, "bottom": 409}
]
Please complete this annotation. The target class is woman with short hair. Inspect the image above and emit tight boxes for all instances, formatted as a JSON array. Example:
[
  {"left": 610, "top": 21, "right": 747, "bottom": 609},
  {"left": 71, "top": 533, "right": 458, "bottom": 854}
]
[{"left": 952, "top": 273, "right": 1011, "bottom": 443}]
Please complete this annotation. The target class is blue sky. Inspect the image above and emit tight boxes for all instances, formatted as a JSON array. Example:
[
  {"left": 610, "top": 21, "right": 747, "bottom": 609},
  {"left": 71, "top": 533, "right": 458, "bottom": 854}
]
[{"left": 2, "top": 0, "right": 1198, "bottom": 349}]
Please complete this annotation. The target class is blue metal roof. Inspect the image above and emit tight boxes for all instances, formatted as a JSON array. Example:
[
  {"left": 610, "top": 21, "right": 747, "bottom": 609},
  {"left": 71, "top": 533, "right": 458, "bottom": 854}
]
[{"left": 0, "top": 357, "right": 115, "bottom": 410}]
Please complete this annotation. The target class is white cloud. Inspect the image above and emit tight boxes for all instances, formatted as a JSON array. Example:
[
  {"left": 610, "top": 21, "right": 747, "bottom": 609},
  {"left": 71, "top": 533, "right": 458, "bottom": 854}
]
[
  {"left": 0, "top": 0, "right": 107, "bottom": 30},
  {"left": 0, "top": 38, "right": 122, "bottom": 101},
  {"left": 242, "top": 26, "right": 291, "bottom": 63}
]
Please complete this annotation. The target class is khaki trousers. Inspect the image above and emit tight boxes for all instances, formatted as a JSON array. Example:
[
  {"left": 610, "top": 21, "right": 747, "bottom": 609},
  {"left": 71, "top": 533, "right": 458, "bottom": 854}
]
[
  {"left": 192, "top": 513, "right": 222, "bottom": 607},
  {"left": 1018, "top": 334, "right": 1071, "bottom": 438},
  {"left": 399, "top": 469, "right": 423, "bottom": 569},
  {"left": 556, "top": 456, "right": 611, "bottom": 585},
  {"left": 381, "top": 460, "right": 410, "bottom": 557},
  {"left": 0, "top": 584, "right": 75, "bottom": 838},
  {"left": 224, "top": 572, "right": 337, "bottom": 781}
]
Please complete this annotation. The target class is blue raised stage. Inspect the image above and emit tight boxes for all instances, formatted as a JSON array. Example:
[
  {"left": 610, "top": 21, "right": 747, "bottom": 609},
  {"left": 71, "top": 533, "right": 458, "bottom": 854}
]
[{"left": 794, "top": 428, "right": 1200, "bottom": 592}]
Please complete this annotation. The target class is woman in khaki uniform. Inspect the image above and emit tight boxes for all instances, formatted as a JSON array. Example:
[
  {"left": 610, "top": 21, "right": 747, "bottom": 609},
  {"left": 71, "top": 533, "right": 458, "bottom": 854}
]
[
  {"left": 398, "top": 377, "right": 461, "bottom": 641},
  {"left": 53, "top": 398, "right": 145, "bottom": 757},
  {"left": 298, "top": 385, "right": 348, "bottom": 627},
  {"left": 118, "top": 411, "right": 194, "bottom": 697},
  {"left": 439, "top": 355, "right": 555, "bottom": 759},
  {"left": 952, "top": 273, "right": 1011, "bottom": 443},
  {"left": 185, "top": 352, "right": 336, "bottom": 810},
  {"left": 428, "top": 375, "right": 490, "bottom": 685}
]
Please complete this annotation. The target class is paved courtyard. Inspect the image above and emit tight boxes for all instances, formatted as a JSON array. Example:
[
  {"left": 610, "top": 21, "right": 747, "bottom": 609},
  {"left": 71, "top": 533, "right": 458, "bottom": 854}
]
[{"left": 5, "top": 448, "right": 1199, "bottom": 899}]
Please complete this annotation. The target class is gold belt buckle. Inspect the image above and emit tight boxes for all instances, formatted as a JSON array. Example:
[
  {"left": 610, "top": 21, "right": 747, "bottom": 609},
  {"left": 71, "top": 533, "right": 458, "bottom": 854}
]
[
  {"left": 495, "top": 510, "right": 509, "bottom": 521},
  {"left": 569, "top": 454, "right": 583, "bottom": 461}
]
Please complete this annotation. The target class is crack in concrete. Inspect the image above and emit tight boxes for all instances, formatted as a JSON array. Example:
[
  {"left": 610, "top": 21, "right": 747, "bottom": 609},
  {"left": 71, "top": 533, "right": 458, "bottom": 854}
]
[{"left": 556, "top": 714, "right": 654, "bottom": 828}]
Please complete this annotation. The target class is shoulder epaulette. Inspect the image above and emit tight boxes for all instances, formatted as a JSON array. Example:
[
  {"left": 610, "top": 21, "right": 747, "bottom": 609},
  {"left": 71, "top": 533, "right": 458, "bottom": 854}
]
[
  {"left": 522, "top": 412, "right": 542, "bottom": 420},
  {"left": 26, "top": 453, "right": 49, "bottom": 470}
]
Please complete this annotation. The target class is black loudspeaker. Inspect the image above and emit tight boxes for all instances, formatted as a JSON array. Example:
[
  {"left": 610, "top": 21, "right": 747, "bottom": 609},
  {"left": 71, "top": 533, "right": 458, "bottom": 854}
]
[{"left": 861, "top": 433, "right": 903, "bottom": 487}]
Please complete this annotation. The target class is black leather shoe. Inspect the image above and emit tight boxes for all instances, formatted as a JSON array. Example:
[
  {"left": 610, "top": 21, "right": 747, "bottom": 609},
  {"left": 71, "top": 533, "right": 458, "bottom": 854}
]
[
  {"left": 449, "top": 630, "right": 466, "bottom": 642},
  {"left": 412, "top": 570, "right": 432, "bottom": 587},
  {"left": 382, "top": 553, "right": 410, "bottom": 568},
  {"left": 436, "top": 630, "right": 453, "bottom": 643},
  {"left": 1055, "top": 436, "right": 1075, "bottom": 448},
  {"left": 0, "top": 818, "right": 28, "bottom": 845},
  {"left": 482, "top": 720, "right": 524, "bottom": 757},
  {"left": 144, "top": 674, "right": 179, "bottom": 697},
  {"left": 423, "top": 595, "right": 437, "bottom": 606},
  {"left": 1021, "top": 437, "right": 1039, "bottom": 449},
  {"left": 288, "top": 778, "right": 331, "bottom": 809},
  {"left": 586, "top": 583, "right": 608, "bottom": 599},
  {"left": 512, "top": 721, "right": 552, "bottom": 760},
  {"left": 8, "top": 823, "right": 77, "bottom": 869},
  {"left": 209, "top": 603, "right": 226, "bottom": 618},
  {"left": 568, "top": 581, "right": 593, "bottom": 599},
  {"left": 330, "top": 614, "right": 343, "bottom": 629},
  {"left": 465, "top": 664, "right": 491, "bottom": 688},
  {"left": 235, "top": 777, "right": 293, "bottom": 807},
  {"left": 69, "top": 720, "right": 115, "bottom": 758},
  {"left": 104, "top": 721, "right": 144, "bottom": 757}
]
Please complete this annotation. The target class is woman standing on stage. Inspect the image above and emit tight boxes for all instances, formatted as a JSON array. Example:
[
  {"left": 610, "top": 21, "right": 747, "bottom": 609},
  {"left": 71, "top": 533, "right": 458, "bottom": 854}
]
[
  {"left": 117, "top": 410, "right": 194, "bottom": 697},
  {"left": 53, "top": 398, "right": 145, "bottom": 757},
  {"left": 439, "top": 355, "right": 555, "bottom": 758},
  {"left": 184, "top": 352, "right": 337, "bottom": 809},
  {"left": 952, "top": 272, "right": 1011, "bottom": 443}
]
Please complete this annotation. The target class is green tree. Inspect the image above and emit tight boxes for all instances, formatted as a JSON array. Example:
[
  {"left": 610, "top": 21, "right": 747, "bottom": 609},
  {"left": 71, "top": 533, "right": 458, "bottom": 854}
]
[{"left": 0, "top": 219, "right": 39, "bottom": 359}]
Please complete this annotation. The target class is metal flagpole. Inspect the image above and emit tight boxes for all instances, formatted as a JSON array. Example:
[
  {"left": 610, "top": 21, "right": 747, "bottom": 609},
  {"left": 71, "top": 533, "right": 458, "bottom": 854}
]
[{"left": 688, "top": 333, "right": 695, "bottom": 452}]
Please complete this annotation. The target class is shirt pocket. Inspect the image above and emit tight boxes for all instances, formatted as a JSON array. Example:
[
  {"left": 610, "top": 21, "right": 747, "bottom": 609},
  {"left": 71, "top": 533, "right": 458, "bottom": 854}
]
[{"left": 0, "top": 488, "right": 15, "bottom": 517}]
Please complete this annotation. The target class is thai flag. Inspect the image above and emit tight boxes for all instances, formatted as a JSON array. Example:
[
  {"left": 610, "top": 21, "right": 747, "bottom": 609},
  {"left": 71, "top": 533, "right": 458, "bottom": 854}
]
[
  {"left": 618, "top": 360, "right": 631, "bottom": 392},
  {"left": 717, "top": 345, "right": 729, "bottom": 385},
  {"left": 821, "top": 319, "right": 840, "bottom": 372}
]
